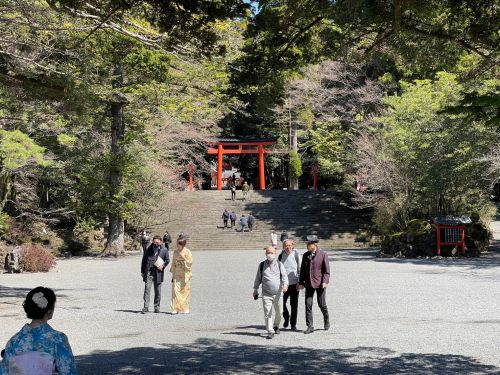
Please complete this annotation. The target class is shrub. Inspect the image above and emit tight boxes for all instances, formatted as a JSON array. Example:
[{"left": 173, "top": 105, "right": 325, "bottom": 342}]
[
  {"left": 21, "top": 244, "right": 56, "bottom": 272},
  {"left": 0, "top": 212, "right": 9, "bottom": 236}
]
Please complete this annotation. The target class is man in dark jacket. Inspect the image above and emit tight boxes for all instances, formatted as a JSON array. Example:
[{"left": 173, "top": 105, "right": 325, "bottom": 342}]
[
  {"left": 222, "top": 209, "right": 230, "bottom": 228},
  {"left": 298, "top": 235, "right": 330, "bottom": 334},
  {"left": 247, "top": 213, "right": 255, "bottom": 231},
  {"left": 163, "top": 231, "right": 172, "bottom": 251},
  {"left": 141, "top": 235, "right": 170, "bottom": 313}
]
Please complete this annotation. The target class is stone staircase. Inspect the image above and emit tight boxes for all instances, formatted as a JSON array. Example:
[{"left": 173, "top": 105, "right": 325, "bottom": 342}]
[{"left": 151, "top": 190, "right": 376, "bottom": 251}]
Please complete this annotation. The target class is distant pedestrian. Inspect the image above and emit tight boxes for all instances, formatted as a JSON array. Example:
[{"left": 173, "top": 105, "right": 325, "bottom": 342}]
[
  {"left": 253, "top": 246, "right": 288, "bottom": 339},
  {"left": 231, "top": 186, "right": 236, "bottom": 201},
  {"left": 242, "top": 181, "right": 250, "bottom": 200},
  {"left": 298, "top": 235, "right": 330, "bottom": 334},
  {"left": 230, "top": 211, "right": 237, "bottom": 228},
  {"left": 240, "top": 214, "right": 248, "bottom": 232},
  {"left": 270, "top": 231, "right": 278, "bottom": 248},
  {"left": 232, "top": 173, "right": 237, "bottom": 186},
  {"left": 141, "top": 231, "right": 150, "bottom": 253},
  {"left": 280, "top": 230, "right": 288, "bottom": 243},
  {"left": 247, "top": 213, "right": 255, "bottom": 232},
  {"left": 222, "top": 209, "right": 230, "bottom": 228},
  {"left": 171, "top": 235, "right": 193, "bottom": 314},
  {"left": 141, "top": 236, "right": 170, "bottom": 313},
  {"left": 163, "top": 231, "right": 172, "bottom": 251},
  {"left": 279, "top": 240, "right": 301, "bottom": 331}
]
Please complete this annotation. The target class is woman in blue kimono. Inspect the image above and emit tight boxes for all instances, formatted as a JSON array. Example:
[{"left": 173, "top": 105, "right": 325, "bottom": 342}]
[{"left": 0, "top": 286, "right": 77, "bottom": 374}]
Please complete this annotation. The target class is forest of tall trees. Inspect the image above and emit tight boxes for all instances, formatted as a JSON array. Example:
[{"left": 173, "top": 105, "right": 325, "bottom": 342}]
[{"left": 1, "top": 0, "right": 498, "bottom": 255}]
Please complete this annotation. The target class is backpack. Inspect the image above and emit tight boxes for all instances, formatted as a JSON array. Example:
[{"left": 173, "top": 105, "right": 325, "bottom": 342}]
[
  {"left": 259, "top": 260, "right": 282, "bottom": 284},
  {"left": 278, "top": 249, "right": 299, "bottom": 265}
]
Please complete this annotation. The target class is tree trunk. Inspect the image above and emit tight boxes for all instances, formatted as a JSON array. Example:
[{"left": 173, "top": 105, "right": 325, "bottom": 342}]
[
  {"left": 288, "top": 98, "right": 299, "bottom": 190},
  {"left": 105, "top": 60, "right": 126, "bottom": 256}
]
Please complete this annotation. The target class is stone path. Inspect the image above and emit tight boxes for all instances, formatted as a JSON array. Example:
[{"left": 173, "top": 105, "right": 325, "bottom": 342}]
[{"left": 1, "top": 249, "right": 499, "bottom": 374}]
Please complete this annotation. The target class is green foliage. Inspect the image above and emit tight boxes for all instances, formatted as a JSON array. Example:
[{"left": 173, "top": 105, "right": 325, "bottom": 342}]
[
  {"left": 289, "top": 151, "right": 302, "bottom": 179},
  {"left": 310, "top": 121, "right": 349, "bottom": 178},
  {"left": 361, "top": 72, "right": 499, "bottom": 234},
  {"left": 0, "top": 130, "right": 48, "bottom": 170},
  {"left": 0, "top": 212, "right": 9, "bottom": 235}
]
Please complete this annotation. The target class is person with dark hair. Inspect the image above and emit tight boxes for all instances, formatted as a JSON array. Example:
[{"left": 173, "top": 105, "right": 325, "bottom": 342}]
[
  {"left": 141, "top": 235, "right": 170, "bottom": 313},
  {"left": 141, "top": 231, "right": 150, "bottom": 253},
  {"left": 280, "top": 230, "right": 288, "bottom": 243},
  {"left": 229, "top": 211, "right": 237, "bottom": 228},
  {"left": 247, "top": 213, "right": 255, "bottom": 232},
  {"left": 222, "top": 209, "right": 230, "bottom": 229},
  {"left": 163, "top": 231, "right": 172, "bottom": 251},
  {"left": 170, "top": 235, "right": 193, "bottom": 314},
  {"left": 0, "top": 287, "right": 77, "bottom": 374}
]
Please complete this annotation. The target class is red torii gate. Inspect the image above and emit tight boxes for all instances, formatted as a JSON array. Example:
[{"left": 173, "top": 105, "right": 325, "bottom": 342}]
[{"left": 207, "top": 138, "right": 277, "bottom": 190}]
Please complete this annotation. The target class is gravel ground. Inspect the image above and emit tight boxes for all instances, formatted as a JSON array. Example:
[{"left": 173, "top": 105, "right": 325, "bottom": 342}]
[{"left": 1, "top": 249, "right": 499, "bottom": 374}]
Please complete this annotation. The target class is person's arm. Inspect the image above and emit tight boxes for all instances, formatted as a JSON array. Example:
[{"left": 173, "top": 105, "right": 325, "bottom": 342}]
[
  {"left": 298, "top": 254, "right": 306, "bottom": 287},
  {"left": 183, "top": 250, "right": 193, "bottom": 270},
  {"left": 253, "top": 264, "right": 261, "bottom": 295},
  {"left": 321, "top": 252, "right": 330, "bottom": 287},
  {"left": 162, "top": 248, "right": 170, "bottom": 267},
  {"left": 54, "top": 333, "right": 78, "bottom": 375},
  {"left": 297, "top": 251, "right": 301, "bottom": 279},
  {"left": 1, "top": 337, "right": 15, "bottom": 368},
  {"left": 280, "top": 262, "right": 289, "bottom": 291},
  {"left": 141, "top": 248, "right": 147, "bottom": 275}
]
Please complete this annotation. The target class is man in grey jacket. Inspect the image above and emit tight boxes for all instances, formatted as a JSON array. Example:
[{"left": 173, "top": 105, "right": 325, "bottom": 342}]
[{"left": 253, "top": 246, "right": 289, "bottom": 339}]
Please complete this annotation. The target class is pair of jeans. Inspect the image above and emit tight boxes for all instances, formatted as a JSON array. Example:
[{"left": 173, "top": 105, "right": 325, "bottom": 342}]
[
  {"left": 143, "top": 269, "right": 161, "bottom": 310},
  {"left": 283, "top": 284, "right": 299, "bottom": 327},
  {"left": 305, "top": 286, "right": 329, "bottom": 328}
]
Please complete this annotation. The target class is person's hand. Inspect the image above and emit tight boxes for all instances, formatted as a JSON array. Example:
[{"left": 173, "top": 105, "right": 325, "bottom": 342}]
[
  {"left": 322, "top": 283, "right": 328, "bottom": 289},
  {"left": 283, "top": 285, "right": 288, "bottom": 293},
  {"left": 296, "top": 284, "right": 301, "bottom": 291},
  {"left": 298, "top": 284, "right": 305, "bottom": 290},
  {"left": 253, "top": 291, "right": 258, "bottom": 299}
]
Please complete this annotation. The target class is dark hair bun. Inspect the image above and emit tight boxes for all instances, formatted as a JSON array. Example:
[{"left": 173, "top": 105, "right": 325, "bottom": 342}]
[{"left": 23, "top": 287, "right": 56, "bottom": 320}]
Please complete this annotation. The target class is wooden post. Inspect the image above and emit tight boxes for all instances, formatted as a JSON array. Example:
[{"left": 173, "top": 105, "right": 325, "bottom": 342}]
[
  {"left": 461, "top": 224, "right": 466, "bottom": 255},
  {"left": 188, "top": 162, "right": 196, "bottom": 192},
  {"left": 217, "top": 144, "right": 223, "bottom": 190},
  {"left": 436, "top": 224, "right": 441, "bottom": 256},
  {"left": 258, "top": 144, "right": 265, "bottom": 190}
]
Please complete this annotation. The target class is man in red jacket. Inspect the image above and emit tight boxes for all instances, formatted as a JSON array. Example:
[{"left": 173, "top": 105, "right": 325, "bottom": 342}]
[{"left": 298, "top": 235, "right": 330, "bottom": 334}]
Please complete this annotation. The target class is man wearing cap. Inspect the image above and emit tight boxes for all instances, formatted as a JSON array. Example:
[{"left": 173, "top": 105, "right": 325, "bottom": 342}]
[{"left": 298, "top": 235, "right": 330, "bottom": 334}]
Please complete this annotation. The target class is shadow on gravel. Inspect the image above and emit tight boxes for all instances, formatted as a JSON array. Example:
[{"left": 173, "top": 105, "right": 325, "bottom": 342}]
[
  {"left": 76, "top": 338, "right": 499, "bottom": 375},
  {"left": 0, "top": 285, "right": 32, "bottom": 299},
  {"left": 374, "top": 255, "right": 500, "bottom": 270}
]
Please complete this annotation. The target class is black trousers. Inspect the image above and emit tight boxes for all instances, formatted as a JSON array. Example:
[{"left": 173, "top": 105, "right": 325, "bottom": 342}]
[
  {"left": 231, "top": 191, "right": 236, "bottom": 200},
  {"left": 223, "top": 219, "right": 228, "bottom": 227},
  {"left": 305, "top": 286, "right": 329, "bottom": 328},
  {"left": 283, "top": 284, "right": 299, "bottom": 326}
]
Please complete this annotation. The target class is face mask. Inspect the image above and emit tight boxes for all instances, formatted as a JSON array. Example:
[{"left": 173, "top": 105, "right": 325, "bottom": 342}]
[{"left": 266, "top": 254, "right": 275, "bottom": 261}]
